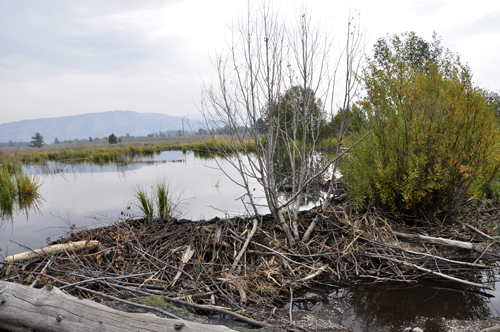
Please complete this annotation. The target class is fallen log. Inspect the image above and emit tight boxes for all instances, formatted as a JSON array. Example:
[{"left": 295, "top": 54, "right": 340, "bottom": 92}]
[
  {"left": 4, "top": 240, "right": 100, "bottom": 263},
  {"left": 393, "top": 231, "right": 486, "bottom": 251},
  {"left": 0, "top": 281, "right": 233, "bottom": 332}
]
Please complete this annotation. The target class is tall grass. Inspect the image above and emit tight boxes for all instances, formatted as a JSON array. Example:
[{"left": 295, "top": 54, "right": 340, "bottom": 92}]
[
  {"left": 0, "top": 163, "right": 42, "bottom": 223},
  {"left": 131, "top": 179, "right": 180, "bottom": 222},
  {"left": 0, "top": 167, "right": 15, "bottom": 212},
  {"left": 155, "top": 179, "right": 177, "bottom": 219},
  {"left": 182, "top": 138, "right": 257, "bottom": 153},
  {"left": 133, "top": 185, "right": 155, "bottom": 221}
]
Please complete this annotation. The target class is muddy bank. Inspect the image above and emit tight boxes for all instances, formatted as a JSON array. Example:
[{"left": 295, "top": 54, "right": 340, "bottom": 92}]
[{"left": 98, "top": 292, "right": 500, "bottom": 332}]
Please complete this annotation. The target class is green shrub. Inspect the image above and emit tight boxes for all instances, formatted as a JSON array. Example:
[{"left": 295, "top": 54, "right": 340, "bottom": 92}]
[
  {"left": 485, "top": 180, "right": 500, "bottom": 201},
  {"left": 47, "top": 151, "right": 56, "bottom": 160},
  {"left": 343, "top": 32, "right": 500, "bottom": 219}
]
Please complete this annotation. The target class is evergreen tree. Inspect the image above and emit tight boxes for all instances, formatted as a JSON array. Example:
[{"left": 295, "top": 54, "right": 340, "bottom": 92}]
[
  {"left": 30, "top": 132, "right": 45, "bottom": 148},
  {"left": 108, "top": 133, "right": 118, "bottom": 144}
]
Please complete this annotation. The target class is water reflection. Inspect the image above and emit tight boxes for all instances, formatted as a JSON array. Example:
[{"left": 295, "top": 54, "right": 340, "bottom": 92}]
[
  {"left": 0, "top": 151, "right": 267, "bottom": 257},
  {"left": 344, "top": 283, "right": 491, "bottom": 331},
  {"left": 285, "top": 281, "right": 494, "bottom": 331},
  {"left": 0, "top": 165, "right": 44, "bottom": 227},
  {"left": 0, "top": 191, "right": 43, "bottom": 228},
  {"left": 273, "top": 150, "right": 332, "bottom": 210}
]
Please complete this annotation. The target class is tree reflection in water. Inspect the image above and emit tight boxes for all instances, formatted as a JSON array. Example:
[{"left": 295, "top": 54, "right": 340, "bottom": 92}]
[
  {"left": 282, "top": 281, "right": 493, "bottom": 332},
  {"left": 344, "top": 282, "right": 491, "bottom": 331},
  {"left": 273, "top": 150, "right": 332, "bottom": 208}
]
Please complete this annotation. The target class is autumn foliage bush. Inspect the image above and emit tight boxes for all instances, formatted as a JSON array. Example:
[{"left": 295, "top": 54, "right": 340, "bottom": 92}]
[{"left": 343, "top": 32, "right": 500, "bottom": 219}]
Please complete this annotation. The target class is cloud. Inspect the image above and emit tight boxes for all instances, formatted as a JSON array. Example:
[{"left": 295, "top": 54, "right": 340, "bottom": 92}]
[
  {"left": 1, "top": 0, "right": 500, "bottom": 125},
  {"left": 410, "top": 0, "right": 447, "bottom": 17}
]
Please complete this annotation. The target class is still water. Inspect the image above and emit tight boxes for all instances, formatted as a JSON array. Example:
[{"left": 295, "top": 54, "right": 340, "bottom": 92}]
[
  {"left": 1, "top": 150, "right": 500, "bottom": 331},
  {"left": 0, "top": 151, "right": 271, "bottom": 257}
]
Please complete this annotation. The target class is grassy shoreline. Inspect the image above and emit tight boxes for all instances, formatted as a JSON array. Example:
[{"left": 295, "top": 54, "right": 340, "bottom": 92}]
[
  {"left": 0, "top": 136, "right": 246, "bottom": 164},
  {"left": 0, "top": 135, "right": 339, "bottom": 165}
]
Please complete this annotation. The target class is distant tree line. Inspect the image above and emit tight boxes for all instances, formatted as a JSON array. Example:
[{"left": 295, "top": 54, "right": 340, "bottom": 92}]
[{"left": 0, "top": 124, "right": 281, "bottom": 147}]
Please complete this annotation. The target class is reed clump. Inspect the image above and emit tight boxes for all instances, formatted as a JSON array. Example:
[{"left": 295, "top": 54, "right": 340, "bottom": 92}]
[
  {"left": 131, "top": 179, "right": 181, "bottom": 222},
  {"left": 0, "top": 163, "right": 42, "bottom": 221}
]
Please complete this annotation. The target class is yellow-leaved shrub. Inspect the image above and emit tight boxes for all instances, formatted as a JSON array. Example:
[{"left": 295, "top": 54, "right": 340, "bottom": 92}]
[{"left": 342, "top": 32, "right": 500, "bottom": 220}]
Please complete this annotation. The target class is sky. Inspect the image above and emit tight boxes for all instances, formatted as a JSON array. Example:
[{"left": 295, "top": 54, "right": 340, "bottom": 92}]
[{"left": 1, "top": 0, "right": 499, "bottom": 125}]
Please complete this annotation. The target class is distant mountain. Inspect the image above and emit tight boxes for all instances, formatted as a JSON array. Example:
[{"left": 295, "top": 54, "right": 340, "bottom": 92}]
[{"left": 0, "top": 111, "right": 200, "bottom": 143}]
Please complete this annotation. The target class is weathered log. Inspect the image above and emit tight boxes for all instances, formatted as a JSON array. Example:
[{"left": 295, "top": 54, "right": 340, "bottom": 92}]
[
  {"left": 0, "top": 281, "right": 233, "bottom": 332},
  {"left": 4, "top": 240, "right": 100, "bottom": 263},
  {"left": 393, "top": 231, "right": 486, "bottom": 251}
]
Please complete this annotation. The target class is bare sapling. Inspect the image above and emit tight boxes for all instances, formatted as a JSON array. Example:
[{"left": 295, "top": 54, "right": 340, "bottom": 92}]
[
  {"left": 201, "top": 3, "right": 366, "bottom": 244},
  {"left": 302, "top": 13, "right": 366, "bottom": 242}
]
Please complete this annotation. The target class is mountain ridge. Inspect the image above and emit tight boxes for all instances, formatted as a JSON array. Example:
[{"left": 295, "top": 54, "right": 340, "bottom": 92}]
[{"left": 0, "top": 111, "right": 200, "bottom": 143}]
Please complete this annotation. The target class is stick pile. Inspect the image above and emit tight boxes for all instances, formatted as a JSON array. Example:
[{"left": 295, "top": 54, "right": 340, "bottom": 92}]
[{"left": 1, "top": 199, "right": 499, "bottom": 328}]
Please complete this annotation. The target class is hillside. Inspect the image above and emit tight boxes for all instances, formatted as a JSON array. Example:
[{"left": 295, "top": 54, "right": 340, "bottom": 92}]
[{"left": 0, "top": 111, "right": 200, "bottom": 143}]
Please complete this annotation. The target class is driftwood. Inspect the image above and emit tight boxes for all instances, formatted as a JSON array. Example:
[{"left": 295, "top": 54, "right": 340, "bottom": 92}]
[
  {"left": 0, "top": 281, "right": 233, "bottom": 332},
  {"left": 4, "top": 240, "right": 100, "bottom": 263},
  {"left": 393, "top": 231, "right": 486, "bottom": 251}
]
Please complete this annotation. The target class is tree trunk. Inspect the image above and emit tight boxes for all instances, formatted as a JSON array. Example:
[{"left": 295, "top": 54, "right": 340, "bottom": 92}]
[{"left": 0, "top": 281, "right": 233, "bottom": 332}]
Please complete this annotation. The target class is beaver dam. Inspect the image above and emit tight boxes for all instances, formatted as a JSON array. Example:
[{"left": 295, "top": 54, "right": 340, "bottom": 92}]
[{"left": 2, "top": 196, "right": 500, "bottom": 331}]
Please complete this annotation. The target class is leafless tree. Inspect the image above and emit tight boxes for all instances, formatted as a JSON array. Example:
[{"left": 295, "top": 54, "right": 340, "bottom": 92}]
[
  {"left": 200, "top": 3, "right": 365, "bottom": 244},
  {"left": 302, "top": 12, "right": 366, "bottom": 242}
]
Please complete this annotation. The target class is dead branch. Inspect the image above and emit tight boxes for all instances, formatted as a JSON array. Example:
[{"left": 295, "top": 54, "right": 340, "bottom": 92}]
[{"left": 393, "top": 231, "right": 486, "bottom": 251}]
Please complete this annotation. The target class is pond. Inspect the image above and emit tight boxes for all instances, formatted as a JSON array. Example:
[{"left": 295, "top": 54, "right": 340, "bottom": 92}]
[
  {"left": 1, "top": 150, "right": 500, "bottom": 331},
  {"left": 0, "top": 151, "right": 278, "bottom": 257}
]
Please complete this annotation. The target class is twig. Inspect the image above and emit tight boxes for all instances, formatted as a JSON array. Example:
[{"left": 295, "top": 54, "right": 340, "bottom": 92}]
[
  {"left": 376, "top": 241, "right": 489, "bottom": 268},
  {"left": 232, "top": 218, "right": 258, "bottom": 272},
  {"left": 43, "top": 273, "right": 182, "bottom": 320},
  {"left": 463, "top": 223, "right": 494, "bottom": 240},
  {"left": 60, "top": 272, "right": 154, "bottom": 290},
  {"left": 374, "top": 256, "right": 495, "bottom": 290},
  {"left": 94, "top": 280, "right": 274, "bottom": 328}
]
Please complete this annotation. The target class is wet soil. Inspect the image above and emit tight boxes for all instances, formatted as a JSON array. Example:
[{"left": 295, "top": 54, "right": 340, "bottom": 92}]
[{"left": 101, "top": 293, "right": 500, "bottom": 332}]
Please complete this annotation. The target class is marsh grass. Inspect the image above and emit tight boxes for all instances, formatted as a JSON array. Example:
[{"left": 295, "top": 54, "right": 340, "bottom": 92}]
[
  {"left": 133, "top": 185, "right": 155, "bottom": 221},
  {"left": 0, "top": 167, "right": 15, "bottom": 211},
  {"left": 132, "top": 179, "right": 181, "bottom": 222},
  {"left": 155, "top": 180, "right": 175, "bottom": 219},
  {"left": 0, "top": 163, "right": 43, "bottom": 223},
  {"left": 13, "top": 144, "right": 163, "bottom": 164},
  {"left": 182, "top": 138, "right": 257, "bottom": 153},
  {"left": 4, "top": 136, "right": 259, "bottom": 166}
]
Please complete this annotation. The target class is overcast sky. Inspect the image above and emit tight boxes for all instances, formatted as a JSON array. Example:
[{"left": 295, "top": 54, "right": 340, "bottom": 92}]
[{"left": 1, "top": 0, "right": 499, "bottom": 124}]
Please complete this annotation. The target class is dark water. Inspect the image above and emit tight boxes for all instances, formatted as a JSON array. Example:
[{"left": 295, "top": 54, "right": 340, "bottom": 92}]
[
  {"left": 1, "top": 150, "right": 499, "bottom": 331},
  {"left": 315, "top": 281, "right": 498, "bottom": 331}
]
